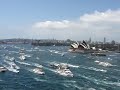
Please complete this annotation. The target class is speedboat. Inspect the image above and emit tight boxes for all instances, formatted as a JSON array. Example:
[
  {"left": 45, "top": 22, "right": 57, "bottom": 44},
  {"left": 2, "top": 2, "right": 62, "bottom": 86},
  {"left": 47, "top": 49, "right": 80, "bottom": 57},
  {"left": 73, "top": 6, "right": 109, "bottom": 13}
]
[
  {"left": 50, "top": 63, "right": 60, "bottom": 69},
  {"left": 19, "top": 55, "right": 26, "bottom": 60},
  {"left": 0, "top": 67, "right": 7, "bottom": 72},
  {"left": 12, "top": 64, "right": 20, "bottom": 70},
  {"left": 9, "top": 65, "right": 19, "bottom": 73},
  {"left": 33, "top": 68, "right": 45, "bottom": 75},
  {"left": 19, "top": 49, "right": 25, "bottom": 53},
  {"left": 56, "top": 68, "right": 73, "bottom": 77},
  {"left": 50, "top": 63, "right": 69, "bottom": 69},
  {"left": 55, "top": 64, "right": 73, "bottom": 77}
]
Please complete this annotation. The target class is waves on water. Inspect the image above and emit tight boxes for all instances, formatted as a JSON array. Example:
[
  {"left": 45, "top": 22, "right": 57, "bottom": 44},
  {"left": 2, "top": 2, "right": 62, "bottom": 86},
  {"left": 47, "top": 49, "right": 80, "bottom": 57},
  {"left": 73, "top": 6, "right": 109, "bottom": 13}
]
[
  {"left": 0, "top": 45, "right": 120, "bottom": 90},
  {"left": 64, "top": 63, "right": 79, "bottom": 68},
  {"left": 48, "top": 49, "right": 67, "bottom": 56},
  {"left": 8, "top": 51, "right": 19, "bottom": 54},
  {"left": 16, "top": 60, "right": 43, "bottom": 68},
  {"left": 24, "top": 54, "right": 32, "bottom": 58},
  {"left": 94, "top": 60, "right": 115, "bottom": 67},
  {"left": 16, "top": 61, "right": 31, "bottom": 66},
  {"left": 78, "top": 74, "right": 120, "bottom": 88},
  {"left": 80, "top": 65, "right": 107, "bottom": 73},
  {"left": 34, "top": 77, "right": 47, "bottom": 82},
  {"left": 2, "top": 61, "right": 20, "bottom": 73}
]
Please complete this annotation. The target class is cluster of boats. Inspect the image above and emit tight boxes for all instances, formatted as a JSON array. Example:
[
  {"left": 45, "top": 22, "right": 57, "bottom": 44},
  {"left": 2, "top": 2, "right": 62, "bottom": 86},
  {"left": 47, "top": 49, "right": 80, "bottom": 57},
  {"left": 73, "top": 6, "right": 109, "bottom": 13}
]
[
  {"left": 0, "top": 62, "right": 73, "bottom": 77},
  {"left": 0, "top": 42, "right": 109, "bottom": 76}
]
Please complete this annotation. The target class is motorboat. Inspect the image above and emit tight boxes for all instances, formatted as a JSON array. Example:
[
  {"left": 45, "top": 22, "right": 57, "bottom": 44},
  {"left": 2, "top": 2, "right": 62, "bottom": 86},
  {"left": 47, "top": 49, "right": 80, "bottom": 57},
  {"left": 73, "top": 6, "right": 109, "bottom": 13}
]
[
  {"left": 95, "top": 61, "right": 112, "bottom": 67},
  {"left": 12, "top": 64, "right": 20, "bottom": 70},
  {"left": 33, "top": 68, "right": 45, "bottom": 75},
  {"left": 50, "top": 62, "right": 73, "bottom": 77},
  {"left": 50, "top": 63, "right": 60, "bottom": 69},
  {"left": 19, "top": 49, "right": 25, "bottom": 53},
  {"left": 50, "top": 63, "right": 69, "bottom": 69},
  {"left": 19, "top": 55, "right": 26, "bottom": 60},
  {"left": 9, "top": 65, "right": 19, "bottom": 73},
  {"left": 56, "top": 68, "right": 73, "bottom": 77},
  {"left": 0, "top": 67, "right": 7, "bottom": 72},
  {"left": 55, "top": 63, "right": 73, "bottom": 77}
]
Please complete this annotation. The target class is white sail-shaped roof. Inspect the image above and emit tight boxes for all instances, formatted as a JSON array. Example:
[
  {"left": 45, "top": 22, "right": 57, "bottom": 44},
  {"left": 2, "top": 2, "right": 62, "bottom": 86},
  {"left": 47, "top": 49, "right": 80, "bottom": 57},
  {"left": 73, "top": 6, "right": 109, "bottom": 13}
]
[
  {"left": 79, "top": 43, "right": 87, "bottom": 49},
  {"left": 76, "top": 41, "right": 79, "bottom": 46},
  {"left": 87, "top": 44, "right": 90, "bottom": 49},
  {"left": 82, "top": 41, "right": 90, "bottom": 49},
  {"left": 71, "top": 41, "right": 90, "bottom": 50},
  {"left": 71, "top": 43, "right": 79, "bottom": 48}
]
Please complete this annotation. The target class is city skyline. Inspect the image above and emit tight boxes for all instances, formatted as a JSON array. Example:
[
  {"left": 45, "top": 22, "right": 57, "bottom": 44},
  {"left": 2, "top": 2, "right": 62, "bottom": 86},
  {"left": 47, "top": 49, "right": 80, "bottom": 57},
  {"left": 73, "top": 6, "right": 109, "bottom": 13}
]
[{"left": 0, "top": 0, "right": 120, "bottom": 41}]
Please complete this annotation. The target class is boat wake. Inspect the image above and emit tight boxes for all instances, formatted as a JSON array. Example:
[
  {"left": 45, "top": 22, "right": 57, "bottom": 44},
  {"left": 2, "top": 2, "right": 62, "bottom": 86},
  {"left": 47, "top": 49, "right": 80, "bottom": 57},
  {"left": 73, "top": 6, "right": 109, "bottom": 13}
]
[
  {"left": 64, "top": 63, "right": 79, "bottom": 68},
  {"left": 78, "top": 74, "right": 120, "bottom": 87},
  {"left": 34, "top": 77, "right": 47, "bottom": 82},
  {"left": 48, "top": 61, "right": 79, "bottom": 68},
  {"left": 80, "top": 65, "right": 107, "bottom": 73},
  {"left": 16, "top": 60, "right": 43, "bottom": 68},
  {"left": 48, "top": 49, "right": 67, "bottom": 56},
  {"left": 0, "top": 56, "right": 20, "bottom": 73},
  {"left": 16, "top": 61, "right": 31, "bottom": 66},
  {"left": 94, "top": 60, "right": 115, "bottom": 67}
]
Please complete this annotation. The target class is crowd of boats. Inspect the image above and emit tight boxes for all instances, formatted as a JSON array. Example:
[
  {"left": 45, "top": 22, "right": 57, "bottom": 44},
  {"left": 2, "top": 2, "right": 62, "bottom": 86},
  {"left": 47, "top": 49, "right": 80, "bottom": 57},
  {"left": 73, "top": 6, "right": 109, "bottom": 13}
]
[
  {"left": 0, "top": 62, "right": 73, "bottom": 77},
  {"left": 0, "top": 50, "right": 74, "bottom": 77},
  {"left": 0, "top": 47, "right": 74, "bottom": 77},
  {"left": 0, "top": 40, "right": 118, "bottom": 77}
]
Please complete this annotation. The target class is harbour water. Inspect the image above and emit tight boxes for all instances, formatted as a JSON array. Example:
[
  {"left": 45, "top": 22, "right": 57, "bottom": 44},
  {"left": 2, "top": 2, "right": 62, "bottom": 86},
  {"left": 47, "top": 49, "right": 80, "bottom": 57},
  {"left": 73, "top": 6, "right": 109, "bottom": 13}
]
[{"left": 0, "top": 44, "right": 120, "bottom": 90}]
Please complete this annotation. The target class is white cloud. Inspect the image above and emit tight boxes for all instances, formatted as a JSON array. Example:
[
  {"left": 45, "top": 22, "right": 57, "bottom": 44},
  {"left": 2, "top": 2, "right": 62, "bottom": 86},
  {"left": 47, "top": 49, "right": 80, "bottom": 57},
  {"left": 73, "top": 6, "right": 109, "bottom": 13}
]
[
  {"left": 32, "top": 9, "right": 120, "bottom": 41},
  {"left": 33, "top": 20, "right": 70, "bottom": 29}
]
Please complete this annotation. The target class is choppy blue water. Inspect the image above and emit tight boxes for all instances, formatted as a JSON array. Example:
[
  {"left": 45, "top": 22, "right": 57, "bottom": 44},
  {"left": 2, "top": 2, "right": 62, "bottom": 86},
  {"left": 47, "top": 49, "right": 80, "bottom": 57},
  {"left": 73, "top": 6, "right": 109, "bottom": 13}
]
[{"left": 0, "top": 44, "right": 120, "bottom": 90}]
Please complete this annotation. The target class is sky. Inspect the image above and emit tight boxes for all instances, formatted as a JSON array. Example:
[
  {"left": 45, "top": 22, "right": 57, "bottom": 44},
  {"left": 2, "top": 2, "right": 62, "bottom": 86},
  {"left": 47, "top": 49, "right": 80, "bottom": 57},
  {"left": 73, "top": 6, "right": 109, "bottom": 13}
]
[{"left": 0, "top": 0, "right": 120, "bottom": 41}]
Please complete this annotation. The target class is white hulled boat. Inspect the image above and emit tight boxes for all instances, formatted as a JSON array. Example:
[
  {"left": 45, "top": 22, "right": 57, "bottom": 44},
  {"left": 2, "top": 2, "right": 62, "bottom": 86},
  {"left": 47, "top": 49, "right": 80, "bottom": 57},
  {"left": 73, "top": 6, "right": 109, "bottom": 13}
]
[
  {"left": 0, "top": 67, "right": 7, "bottom": 72},
  {"left": 56, "top": 68, "right": 73, "bottom": 77},
  {"left": 33, "top": 68, "right": 45, "bottom": 75},
  {"left": 55, "top": 63, "right": 73, "bottom": 77},
  {"left": 19, "top": 55, "right": 26, "bottom": 60}
]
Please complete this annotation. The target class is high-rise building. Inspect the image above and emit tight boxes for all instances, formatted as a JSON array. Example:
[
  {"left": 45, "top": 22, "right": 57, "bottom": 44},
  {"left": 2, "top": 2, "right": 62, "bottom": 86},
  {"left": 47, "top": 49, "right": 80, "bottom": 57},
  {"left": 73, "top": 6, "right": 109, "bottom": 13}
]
[
  {"left": 88, "top": 37, "right": 91, "bottom": 44},
  {"left": 104, "top": 37, "right": 106, "bottom": 44}
]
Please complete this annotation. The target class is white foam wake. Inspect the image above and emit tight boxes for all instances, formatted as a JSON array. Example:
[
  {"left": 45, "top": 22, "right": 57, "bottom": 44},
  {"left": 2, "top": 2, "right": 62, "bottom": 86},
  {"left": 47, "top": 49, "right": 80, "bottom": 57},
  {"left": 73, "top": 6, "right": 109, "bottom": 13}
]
[
  {"left": 80, "top": 65, "right": 107, "bottom": 73},
  {"left": 95, "top": 60, "right": 114, "bottom": 67}
]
